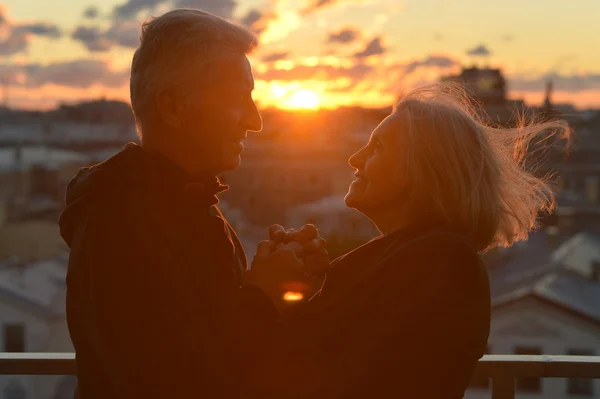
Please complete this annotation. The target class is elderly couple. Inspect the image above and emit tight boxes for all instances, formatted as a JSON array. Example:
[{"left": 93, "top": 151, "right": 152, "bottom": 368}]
[{"left": 59, "top": 8, "right": 568, "bottom": 399}]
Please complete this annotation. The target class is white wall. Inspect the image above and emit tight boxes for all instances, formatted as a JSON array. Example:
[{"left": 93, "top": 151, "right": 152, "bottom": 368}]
[{"left": 465, "top": 297, "right": 600, "bottom": 399}]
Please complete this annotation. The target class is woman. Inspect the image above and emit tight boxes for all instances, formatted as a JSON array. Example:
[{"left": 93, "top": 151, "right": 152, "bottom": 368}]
[{"left": 242, "top": 82, "right": 569, "bottom": 398}]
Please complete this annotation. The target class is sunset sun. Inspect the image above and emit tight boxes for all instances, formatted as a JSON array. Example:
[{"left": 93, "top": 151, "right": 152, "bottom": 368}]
[{"left": 287, "top": 90, "right": 320, "bottom": 109}]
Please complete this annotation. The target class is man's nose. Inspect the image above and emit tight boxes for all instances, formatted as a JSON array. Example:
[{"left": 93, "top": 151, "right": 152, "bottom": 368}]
[{"left": 241, "top": 101, "right": 263, "bottom": 132}]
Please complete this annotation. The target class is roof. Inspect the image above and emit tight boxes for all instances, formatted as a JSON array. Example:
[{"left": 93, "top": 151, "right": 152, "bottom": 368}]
[
  {"left": 0, "top": 145, "right": 86, "bottom": 171},
  {"left": 490, "top": 230, "right": 600, "bottom": 324},
  {"left": 0, "top": 254, "right": 68, "bottom": 319}
]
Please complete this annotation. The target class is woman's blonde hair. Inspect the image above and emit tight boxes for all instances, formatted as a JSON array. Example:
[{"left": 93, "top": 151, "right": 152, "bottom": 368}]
[{"left": 393, "top": 82, "right": 571, "bottom": 252}]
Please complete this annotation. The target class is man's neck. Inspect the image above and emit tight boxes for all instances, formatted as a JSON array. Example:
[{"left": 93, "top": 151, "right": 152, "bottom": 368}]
[{"left": 141, "top": 135, "right": 216, "bottom": 179}]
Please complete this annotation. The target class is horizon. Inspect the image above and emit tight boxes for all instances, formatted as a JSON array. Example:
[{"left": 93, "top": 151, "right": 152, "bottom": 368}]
[{"left": 1, "top": 0, "right": 599, "bottom": 111}]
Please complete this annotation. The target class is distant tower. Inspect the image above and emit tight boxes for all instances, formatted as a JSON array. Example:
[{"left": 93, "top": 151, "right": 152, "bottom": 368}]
[
  {"left": 543, "top": 80, "right": 553, "bottom": 110},
  {"left": 2, "top": 73, "right": 8, "bottom": 109}
]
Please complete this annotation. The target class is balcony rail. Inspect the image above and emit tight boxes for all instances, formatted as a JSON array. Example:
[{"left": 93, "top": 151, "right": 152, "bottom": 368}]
[{"left": 0, "top": 354, "right": 599, "bottom": 399}]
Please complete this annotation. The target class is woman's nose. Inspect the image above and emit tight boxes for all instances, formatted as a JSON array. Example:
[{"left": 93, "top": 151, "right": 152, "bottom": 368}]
[{"left": 348, "top": 147, "right": 365, "bottom": 169}]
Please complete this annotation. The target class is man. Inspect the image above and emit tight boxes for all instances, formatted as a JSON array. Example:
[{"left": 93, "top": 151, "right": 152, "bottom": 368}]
[{"left": 59, "top": 9, "right": 326, "bottom": 398}]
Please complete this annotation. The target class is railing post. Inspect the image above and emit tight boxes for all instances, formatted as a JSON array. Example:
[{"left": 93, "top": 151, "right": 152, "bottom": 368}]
[{"left": 492, "top": 373, "right": 515, "bottom": 399}]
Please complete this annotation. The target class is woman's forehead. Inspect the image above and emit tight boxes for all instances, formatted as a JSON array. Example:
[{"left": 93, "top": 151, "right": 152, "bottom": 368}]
[{"left": 371, "top": 113, "right": 402, "bottom": 143}]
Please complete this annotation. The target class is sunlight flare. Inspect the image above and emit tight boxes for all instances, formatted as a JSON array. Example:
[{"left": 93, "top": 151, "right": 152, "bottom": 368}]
[{"left": 287, "top": 89, "right": 320, "bottom": 109}]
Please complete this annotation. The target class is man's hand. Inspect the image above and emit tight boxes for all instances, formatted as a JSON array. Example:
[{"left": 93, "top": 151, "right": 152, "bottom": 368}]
[
  {"left": 268, "top": 224, "right": 328, "bottom": 268},
  {"left": 245, "top": 245, "right": 309, "bottom": 311}
]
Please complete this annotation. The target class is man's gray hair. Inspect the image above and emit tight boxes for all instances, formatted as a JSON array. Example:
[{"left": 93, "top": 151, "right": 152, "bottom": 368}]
[{"left": 130, "top": 9, "right": 258, "bottom": 137}]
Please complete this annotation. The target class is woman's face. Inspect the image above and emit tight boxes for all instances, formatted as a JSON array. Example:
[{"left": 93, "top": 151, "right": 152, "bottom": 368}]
[{"left": 345, "top": 112, "right": 409, "bottom": 215}]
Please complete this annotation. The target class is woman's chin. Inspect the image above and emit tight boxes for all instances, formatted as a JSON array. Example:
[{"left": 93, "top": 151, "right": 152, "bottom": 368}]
[{"left": 344, "top": 191, "right": 363, "bottom": 210}]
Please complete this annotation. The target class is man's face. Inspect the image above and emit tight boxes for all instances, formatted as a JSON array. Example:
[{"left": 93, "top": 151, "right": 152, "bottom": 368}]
[{"left": 179, "top": 55, "right": 262, "bottom": 174}]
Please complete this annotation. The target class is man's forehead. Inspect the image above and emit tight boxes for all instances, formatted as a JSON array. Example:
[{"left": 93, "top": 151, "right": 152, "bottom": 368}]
[{"left": 219, "top": 54, "right": 254, "bottom": 88}]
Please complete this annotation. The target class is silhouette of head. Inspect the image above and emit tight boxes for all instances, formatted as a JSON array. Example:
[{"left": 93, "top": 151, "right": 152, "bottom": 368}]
[
  {"left": 346, "top": 83, "right": 570, "bottom": 251},
  {"left": 130, "top": 9, "right": 262, "bottom": 176}
]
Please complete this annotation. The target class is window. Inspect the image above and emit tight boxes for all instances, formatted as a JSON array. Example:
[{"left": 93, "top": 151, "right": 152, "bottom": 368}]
[
  {"left": 515, "top": 346, "right": 541, "bottom": 393},
  {"left": 567, "top": 349, "right": 594, "bottom": 396},
  {"left": 3, "top": 324, "right": 25, "bottom": 353},
  {"left": 469, "top": 346, "right": 491, "bottom": 390},
  {"left": 3, "top": 379, "right": 25, "bottom": 399}
]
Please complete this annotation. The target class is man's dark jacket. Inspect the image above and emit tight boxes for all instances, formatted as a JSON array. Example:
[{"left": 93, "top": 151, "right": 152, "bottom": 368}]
[{"left": 59, "top": 143, "right": 276, "bottom": 398}]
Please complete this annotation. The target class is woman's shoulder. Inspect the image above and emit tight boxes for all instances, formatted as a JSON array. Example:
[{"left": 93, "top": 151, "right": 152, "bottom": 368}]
[{"left": 382, "top": 228, "right": 486, "bottom": 283}]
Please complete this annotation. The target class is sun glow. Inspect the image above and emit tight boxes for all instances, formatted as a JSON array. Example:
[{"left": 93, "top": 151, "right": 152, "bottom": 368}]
[{"left": 286, "top": 90, "right": 321, "bottom": 109}]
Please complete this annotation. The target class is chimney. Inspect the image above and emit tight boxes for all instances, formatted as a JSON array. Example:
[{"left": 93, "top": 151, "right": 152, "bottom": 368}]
[{"left": 546, "top": 225, "right": 559, "bottom": 249}]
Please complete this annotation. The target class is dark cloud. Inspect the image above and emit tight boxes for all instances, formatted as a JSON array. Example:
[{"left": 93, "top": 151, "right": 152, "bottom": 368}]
[
  {"left": 508, "top": 73, "right": 600, "bottom": 93},
  {"left": 0, "top": 31, "right": 29, "bottom": 55},
  {"left": 112, "top": 0, "right": 237, "bottom": 20},
  {"left": 72, "top": 20, "right": 139, "bottom": 52},
  {"left": 301, "top": 0, "right": 358, "bottom": 15},
  {"left": 83, "top": 6, "right": 100, "bottom": 19},
  {"left": 327, "top": 27, "right": 361, "bottom": 44},
  {"left": 241, "top": 9, "right": 277, "bottom": 36},
  {"left": 0, "top": 59, "right": 129, "bottom": 88},
  {"left": 466, "top": 44, "right": 491, "bottom": 57},
  {"left": 402, "top": 55, "right": 458, "bottom": 75},
  {"left": 173, "top": 0, "right": 237, "bottom": 19},
  {"left": 261, "top": 51, "right": 289, "bottom": 63},
  {"left": 71, "top": 26, "right": 113, "bottom": 52},
  {"left": 17, "top": 23, "right": 62, "bottom": 39},
  {"left": 255, "top": 63, "right": 373, "bottom": 82},
  {"left": 113, "top": 0, "right": 163, "bottom": 19},
  {"left": 354, "top": 37, "right": 385, "bottom": 59},
  {"left": 105, "top": 20, "right": 140, "bottom": 48},
  {"left": 0, "top": 8, "right": 62, "bottom": 56}
]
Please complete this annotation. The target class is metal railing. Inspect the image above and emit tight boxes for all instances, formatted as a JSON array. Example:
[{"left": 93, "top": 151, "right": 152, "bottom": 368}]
[{"left": 0, "top": 353, "right": 599, "bottom": 399}]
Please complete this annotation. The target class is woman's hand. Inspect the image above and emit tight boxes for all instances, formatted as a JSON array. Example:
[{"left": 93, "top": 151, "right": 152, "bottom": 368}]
[{"left": 246, "top": 224, "right": 330, "bottom": 311}]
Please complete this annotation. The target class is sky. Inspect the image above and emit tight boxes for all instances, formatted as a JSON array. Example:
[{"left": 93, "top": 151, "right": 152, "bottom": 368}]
[{"left": 1, "top": 0, "right": 600, "bottom": 110}]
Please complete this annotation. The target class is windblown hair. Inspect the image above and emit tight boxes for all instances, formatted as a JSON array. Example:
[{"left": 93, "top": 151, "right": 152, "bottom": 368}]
[
  {"left": 130, "top": 9, "right": 258, "bottom": 137},
  {"left": 393, "top": 83, "right": 571, "bottom": 252}
]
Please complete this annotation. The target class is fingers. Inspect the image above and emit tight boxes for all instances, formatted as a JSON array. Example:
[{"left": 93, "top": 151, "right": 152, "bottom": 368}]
[
  {"left": 255, "top": 240, "right": 274, "bottom": 258},
  {"left": 282, "top": 241, "right": 303, "bottom": 258},
  {"left": 304, "top": 251, "right": 330, "bottom": 276},
  {"left": 303, "top": 237, "right": 327, "bottom": 255},
  {"left": 285, "top": 224, "right": 318, "bottom": 244},
  {"left": 269, "top": 224, "right": 286, "bottom": 242}
]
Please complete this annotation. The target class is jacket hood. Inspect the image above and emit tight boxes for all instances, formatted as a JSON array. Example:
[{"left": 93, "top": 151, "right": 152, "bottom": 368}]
[{"left": 58, "top": 142, "right": 228, "bottom": 247}]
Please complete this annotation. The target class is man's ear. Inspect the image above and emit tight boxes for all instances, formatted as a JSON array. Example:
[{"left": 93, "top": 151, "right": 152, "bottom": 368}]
[{"left": 155, "top": 89, "right": 184, "bottom": 129}]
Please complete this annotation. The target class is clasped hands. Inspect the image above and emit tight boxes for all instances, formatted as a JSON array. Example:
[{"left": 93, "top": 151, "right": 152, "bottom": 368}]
[{"left": 243, "top": 224, "right": 329, "bottom": 310}]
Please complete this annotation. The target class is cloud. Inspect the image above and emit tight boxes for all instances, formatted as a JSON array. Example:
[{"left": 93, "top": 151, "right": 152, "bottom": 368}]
[
  {"left": 0, "top": 8, "right": 62, "bottom": 56},
  {"left": 113, "top": 0, "right": 164, "bottom": 19},
  {"left": 83, "top": 6, "right": 100, "bottom": 19},
  {"left": 354, "top": 37, "right": 385, "bottom": 59},
  {"left": 327, "top": 27, "right": 361, "bottom": 44},
  {"left": 300, "top": 0, "right": 360, "bottom": 15},
  {"left": 17, "top": 23, "right": 61, "bottom": 39},
  {"left": 261, "top": 51, "right": 289, "bottom": 63},
  {"left": 256, "top": 62, "right": 373, "bottom": 82},
  {"left": 433, "top": 32, "right": 443, "bottom": 41},
  {"left": 0, "top": 59, "right": 129, "bottom": 89},
  {"left": 72, "top": 19, "right": 140, "bottom": 52},
  {"left": 466, "top": 44, "right": 491, "bottom": 57},
  {"left": 241, "top": 9, "right": 277, "bottom": 36},
  {"left": 71, "top": 26, "right": 114, "bottom": 52},
  {"left": 173, "top": 0, "right": 237, "bottom": 18},
  {"left": 501, "top": 34, "right": 513, "bottom": 43},
  {"left": 508, "top": 73, "right": 600, "bottom": 93},
  {"left": 112, "top": 0, "right": 237, "bottom": 20},
  {"left": 402, "top": 55, "right": 459, "bottom": 75}
]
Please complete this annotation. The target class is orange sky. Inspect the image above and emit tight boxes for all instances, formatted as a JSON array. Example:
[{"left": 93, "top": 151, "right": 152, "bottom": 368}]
[{"left": 2, "top": 0, "right": 600, "bottom": 110}]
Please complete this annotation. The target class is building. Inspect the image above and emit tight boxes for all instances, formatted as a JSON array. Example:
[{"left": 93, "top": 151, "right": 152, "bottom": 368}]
[
  {"left": 466, "top": 231, "right": 600, "bottom": 399},
  {"left": 0, "top": 255, "right": 74, "bottom": 399}
]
